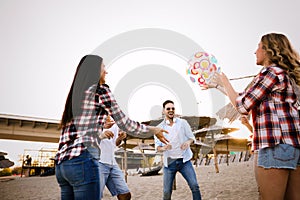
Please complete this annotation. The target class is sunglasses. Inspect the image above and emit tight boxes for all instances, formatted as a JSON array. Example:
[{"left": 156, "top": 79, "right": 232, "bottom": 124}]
[{"left": 166, "top": 107, "right": 175, "bottom": 111}]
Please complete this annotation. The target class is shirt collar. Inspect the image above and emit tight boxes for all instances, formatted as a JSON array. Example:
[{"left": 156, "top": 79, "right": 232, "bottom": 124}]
[{"left": 99, "top": 83, "right": 110, "bottom": 88}]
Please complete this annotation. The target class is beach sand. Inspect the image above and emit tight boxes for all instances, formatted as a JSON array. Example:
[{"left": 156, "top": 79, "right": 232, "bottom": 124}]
[{"left": 0, "top": 161, "right": 258, "bottom": 200}]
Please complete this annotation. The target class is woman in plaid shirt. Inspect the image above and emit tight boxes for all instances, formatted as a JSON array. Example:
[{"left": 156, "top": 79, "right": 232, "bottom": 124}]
[
  {"left": 217, "top": 33, "right": 300, "bottom": 200},
  {"left": 55, "top": 55, "right": 168, "bottom": 200}
]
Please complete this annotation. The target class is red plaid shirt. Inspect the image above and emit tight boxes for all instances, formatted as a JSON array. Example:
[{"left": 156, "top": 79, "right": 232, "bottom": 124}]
[
  {"left": 55, "top": 84, "right": 149, "bottom": 164},
  {"left": 236, "top": 66, "right": 300, "bottom": 150}
]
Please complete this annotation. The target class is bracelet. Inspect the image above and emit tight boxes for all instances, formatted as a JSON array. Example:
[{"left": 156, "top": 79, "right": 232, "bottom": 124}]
[{"left": 215, "top": 84, "right": 219, "bottom": 89}]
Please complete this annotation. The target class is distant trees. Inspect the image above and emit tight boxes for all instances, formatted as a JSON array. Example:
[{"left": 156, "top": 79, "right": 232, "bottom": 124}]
[
  {"left": 0, "top": 166, "right": 22, "bottom": 177},
  {"left": 0, "top": 168, "right": 11, "bottom": 176},
  {"left": 11, "top": 166, "right": 22, "bottom": 175}
]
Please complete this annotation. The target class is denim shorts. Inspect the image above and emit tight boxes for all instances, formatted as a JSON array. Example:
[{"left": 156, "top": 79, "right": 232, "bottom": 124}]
[
  {"left": 258, "top": 144, "right": 300, "bottom": 169},
  {"left": 99, "top": 162, "right": 129, "bottom": 197}
]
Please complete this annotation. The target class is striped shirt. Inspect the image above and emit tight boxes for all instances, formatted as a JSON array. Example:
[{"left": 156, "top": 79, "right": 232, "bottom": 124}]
[
  {"left": 236, "top": 66, "right": 300, "bottom": 150},
  {"left": 55, "top": 83, "right": 150, "bottom": 164}
]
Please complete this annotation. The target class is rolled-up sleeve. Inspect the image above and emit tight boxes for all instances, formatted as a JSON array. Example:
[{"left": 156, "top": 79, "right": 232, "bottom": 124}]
[
  {"left": 154, "top": 135, "right": 163, "bottom": 150},
  {"left": 236, "top": 68, "right": 277, "bottom": 115},
  {"left": 182, "top": 120, "right": 196, "bottom": 142},
  {"left": 236, "top": 92, "right": 250, "bottom": 115}
]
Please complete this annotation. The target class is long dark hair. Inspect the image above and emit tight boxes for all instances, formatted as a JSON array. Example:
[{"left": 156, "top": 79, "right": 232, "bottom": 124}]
[{"left": 60, "top": 55, "right": 103, "bottom": 128}]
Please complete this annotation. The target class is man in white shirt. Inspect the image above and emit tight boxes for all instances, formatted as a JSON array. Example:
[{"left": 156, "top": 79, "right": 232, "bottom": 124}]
[
  {"left": 154, "top": 100, "right": 202, "bottom": 200},
  {"left": 99, "top": 116, "right": 131, "bottom": 200}
]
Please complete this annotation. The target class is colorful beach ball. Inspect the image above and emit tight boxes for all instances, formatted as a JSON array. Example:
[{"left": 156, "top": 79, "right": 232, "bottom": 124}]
[{"left": 186, "top": 51, "right": 220, "bottom": 85}]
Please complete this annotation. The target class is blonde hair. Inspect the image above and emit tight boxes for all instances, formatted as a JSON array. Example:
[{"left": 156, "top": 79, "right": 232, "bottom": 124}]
[{"left": 261, "top": 33, "right": 300, "bottom": 84}]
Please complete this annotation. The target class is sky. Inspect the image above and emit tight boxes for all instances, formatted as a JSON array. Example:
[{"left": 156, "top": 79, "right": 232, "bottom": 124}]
[{"left": 1, "top": 0, "right": 300, "bottom": 166}]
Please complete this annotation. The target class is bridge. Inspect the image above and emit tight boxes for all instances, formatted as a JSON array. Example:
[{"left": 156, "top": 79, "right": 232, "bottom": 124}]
[{"left": 0, "top": 114, "right": 60, "bottom": 143}]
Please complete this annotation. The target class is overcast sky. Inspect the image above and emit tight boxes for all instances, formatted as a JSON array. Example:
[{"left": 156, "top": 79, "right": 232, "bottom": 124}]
[{"left": 1, "top": 0, "right": 299, "bottom": 166}]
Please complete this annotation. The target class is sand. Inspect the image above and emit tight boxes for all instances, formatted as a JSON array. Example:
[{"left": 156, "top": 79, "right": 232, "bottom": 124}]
[{"left": 0, "top": 161, "right": 258, "bottom": 200}]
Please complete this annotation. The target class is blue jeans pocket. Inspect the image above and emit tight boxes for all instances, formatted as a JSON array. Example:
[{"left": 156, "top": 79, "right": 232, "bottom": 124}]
[
  {"left": 59, "top": 151, "right": 99, "bottom": 187},
  {"left": 272, "top": 144, "right": 296, "bottom": 161},
  {"left": 63, "top": 160, "right": 85, "bottom": 186}
]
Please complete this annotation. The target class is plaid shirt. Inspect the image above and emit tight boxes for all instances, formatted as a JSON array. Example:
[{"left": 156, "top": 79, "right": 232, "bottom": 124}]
[
  {"left": 55, "top": 83, "right": 149, "bottom": 164},
  {"left": 236, "top": 66, "right": 300, "bottom": 150}
]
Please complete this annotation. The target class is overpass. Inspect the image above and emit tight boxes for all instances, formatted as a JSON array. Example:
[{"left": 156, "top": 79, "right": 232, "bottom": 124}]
[
  {"left": 0, "top": 114, "right": 60, "bottom": 143},
  {"left": 0, "top": 113, "right": 220, "bottom": 145}
]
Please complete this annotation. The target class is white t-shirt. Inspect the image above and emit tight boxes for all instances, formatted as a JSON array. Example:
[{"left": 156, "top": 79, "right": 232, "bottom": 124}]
[{"left": 99, "top": 124, "right": 119, "bottom": 165}]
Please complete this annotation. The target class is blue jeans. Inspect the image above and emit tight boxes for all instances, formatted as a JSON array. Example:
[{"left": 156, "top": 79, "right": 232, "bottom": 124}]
[
  {"left": 99, "top": 162, "right": 130, "bottom": 198},
  {"left": 163, "top": 158, "right": 201, "bottom": 200},
  {"left": 55, "top": 150, "right": 100, "bottom": 200}
]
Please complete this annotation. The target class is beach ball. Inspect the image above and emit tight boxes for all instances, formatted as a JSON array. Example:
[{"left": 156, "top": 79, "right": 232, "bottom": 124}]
[{"left": 186, "top": 51, "right": 220, "bottom": 85}]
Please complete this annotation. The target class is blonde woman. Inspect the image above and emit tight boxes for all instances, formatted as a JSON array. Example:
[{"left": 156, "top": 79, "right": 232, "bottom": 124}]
[{"left": 216, "top": 33, "right": 300, "bottom": 200}]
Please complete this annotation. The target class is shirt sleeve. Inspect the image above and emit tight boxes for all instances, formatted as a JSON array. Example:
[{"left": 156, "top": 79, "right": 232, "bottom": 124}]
[
  {"left": 182, "top": 119, "right": 196, "bottom": 142},
  {"left": 154, "top": 135, "right": 163, "bottom": 150},
  {"left": 98, "top": 84, "right": 151, "bottom": 138},
  {"left": 236, "top": 67, "right": 277, "bottom": 115},
  {"left": 154, "top": 123, "right": 164, "bottom": 150}
]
